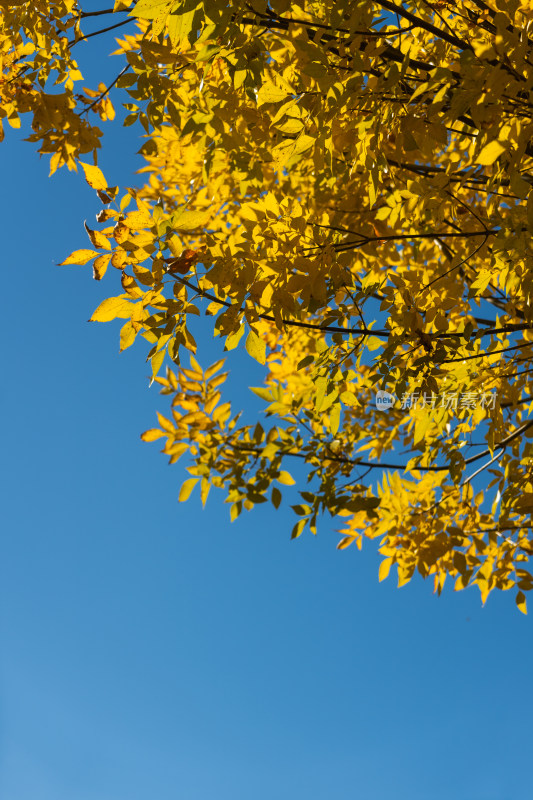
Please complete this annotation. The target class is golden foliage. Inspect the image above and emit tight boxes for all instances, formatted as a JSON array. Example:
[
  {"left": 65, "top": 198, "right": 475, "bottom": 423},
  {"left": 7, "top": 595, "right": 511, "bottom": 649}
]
[{"left": 4, "top": 0, "right": 533, "bottom": 607}]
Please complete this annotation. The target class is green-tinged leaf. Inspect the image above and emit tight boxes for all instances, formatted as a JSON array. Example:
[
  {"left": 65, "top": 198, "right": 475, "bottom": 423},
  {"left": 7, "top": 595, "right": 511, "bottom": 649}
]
[
  {"left": 329, "top": 403, "right": 341, "bottom": 435},
  {"left": 130, "top": 0, "right": 171, "bottom": 19},
  {"left": 245, "top": 330, "right": 266, "bottom": 365},
  {"left": 257, "top": 81, "right": 289, "bottom": 106},
  {"left": 172, "top": 208, "right": 211, "bottom": 231},
  {"left": 167, "top": 9, "right": 197, "bottom": 47},
  {"left": 250, "top": 386, "right": 272, "bottom": 401}
]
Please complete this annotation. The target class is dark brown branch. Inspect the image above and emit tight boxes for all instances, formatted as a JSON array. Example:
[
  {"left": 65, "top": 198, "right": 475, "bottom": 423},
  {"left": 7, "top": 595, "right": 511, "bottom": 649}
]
[
  {"left": 224, "top": 441, "right": 450, "bottom": 471},
  {"left": 68, "top": 18, "right": 132, "bottom": 47},
  {"left": 79, "top": 7, "right": 128, "bottom": 17},
  {"left": 224, "top": 418, "right": 533, "bottom": 475},
  {"left": 304, "top": 228, "right": 498, "bottom": 255},
  {"left": 172, "top": 274, "right": 533, "bottom": 343},
  {"left": 171, "top": 275, "right": 389, "bottom": 336},
  {"left": 463, "top": 419, "right": 533, "bottom": 466},
  {"left": 372, "top": 0, "right": 471, "bottom": 50},
  {"left": 441, "top": 341, "right": 531, "bottom": 364},
  {"left": 78, "top": 65, "right": 129, "bottom": 116}
]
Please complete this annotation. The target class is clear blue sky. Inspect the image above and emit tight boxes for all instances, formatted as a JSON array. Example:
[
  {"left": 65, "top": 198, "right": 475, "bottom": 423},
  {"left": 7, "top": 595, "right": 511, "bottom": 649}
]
[{"left": 1, "top": 11, "right": 532, "bottom": 800}]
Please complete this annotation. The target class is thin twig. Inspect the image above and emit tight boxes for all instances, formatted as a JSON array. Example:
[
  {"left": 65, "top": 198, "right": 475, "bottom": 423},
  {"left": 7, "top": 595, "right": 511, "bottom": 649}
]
[{"left": 78, "top": 65, "right": 129, "bottom": 116}]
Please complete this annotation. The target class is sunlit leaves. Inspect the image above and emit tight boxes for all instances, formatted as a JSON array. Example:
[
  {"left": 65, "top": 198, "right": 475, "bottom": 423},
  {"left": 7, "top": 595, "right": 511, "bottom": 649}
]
[
  {"left": 172, "top": 208, "right": 211, "bottom": 231},
  {"left": 130, "top": 0, "right": 173, "bottom": 20},
  {"left": 60, "top": 249, "right": 99, "bottom": 266},
  {"left": 245, "top": 330, "right": 266, "bottom": 365},
  {"left": 4, "top": 0, "right": 533, "bottom": 608},
  {"left": 179, "top": 477, "right": 199, "bottom": 502},
  {"left": 80, "top": 162, "right": 108, "bottom": 191},
  {"left": 476, "top": 140, "right": 506, "bottom": 166},
  {"left": 90, "top": 295, "right": 134, "bottom": 322},
  {"left": 141, "top": 428, "right": 165, "bottom": 441},
  {"left": 277, "top": 471, "right": 295, "bottom": 486}
]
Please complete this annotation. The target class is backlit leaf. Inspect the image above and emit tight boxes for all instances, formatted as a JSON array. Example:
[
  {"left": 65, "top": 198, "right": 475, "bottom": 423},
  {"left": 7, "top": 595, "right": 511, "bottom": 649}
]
[
  {"left": 179, "top": 477, "right": 199, "bottom": 502},
  {"left": 60, "top": 249, "right": 99, "bottom": 266},
  {"left": 79, "top": 162, "right": 108, "bottom": 191},
  {"left": 245, "top": 330, "right": 266, "bottom": 365},
  {"left": 90, "top": 296, "right": 133, "bottom": 322}
]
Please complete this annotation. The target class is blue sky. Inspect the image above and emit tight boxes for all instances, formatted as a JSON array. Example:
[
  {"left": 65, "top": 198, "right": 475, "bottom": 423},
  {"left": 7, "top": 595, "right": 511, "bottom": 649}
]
[{"left": 1, "top": 10, "right": 532, "bottom": 800}]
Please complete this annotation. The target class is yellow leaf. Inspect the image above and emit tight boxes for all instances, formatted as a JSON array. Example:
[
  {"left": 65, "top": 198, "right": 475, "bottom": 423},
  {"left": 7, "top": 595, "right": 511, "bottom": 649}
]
[
  {"left": 329, "top": 403, "right": 341, "bottom": 435},
  {"left": 245, "top": 329, "right": 266, "bottom": 365},
  {"left": 84, "top": 221, "right": 111, "bottom": 249},
  {"left": 271, "top": 139, "right": 296, "bottom": 166},
  {"left": 93, "top": 253, "right": 111, "bottom": 280},
  {"left": 340, "top": 390, "right": 357, "bottom": 406},
  {"left": 167, "top": 443, "right": 189, "bottom": 463},
  {"left": 225, "top": 325, "right": 245, "bottom": 351},
  {"left": 167, "top": 8, "right": 196, "bottom": 48},
  {"left": 119, "top": 320, "right": 136, "bottom": 351},
  {"left": 156, "top": 411, "right": 174, "bottom": 432},
  {"left": 111, "top": 250, "right": 128, "bottom": 269},
  {"left": 515, "top": 493, "right": 533, "bottom": 511},
  {"left": 200, "top": 476, "right": 210, "bottom": 507},
  {"left": 205, "top": 358, "right": 225, "bottom": 380},
  {"left": 60, "top": 249, "right": 99, "bottom": 266},
  {"left": 80, "top": 161, "right": 108, "bottom": 191},
  {"left": 476, "top": 140, "right": 505, "bottom": 165},
  {"left": 257, "top": 81, "right": 289, "bottom": 106},
  {"left": 413, "top": 413, "right": 431, "bottom": 446},
  {"left": 379, "top": 557, "right": 393, "bottom": 582},
  {"left": 124, "top": 210, "right": 153, "bottom": 230},
  {"left": 337, "top": 536, "right": 356, "bottom": 550},
  {"left": 131, "top": 0, "right": 171, "bottom": 19},
  {"left": 277, "top": 470, "right": 295, "bottom": 486},
  {"left": 90, "top": 296, "right": 133, "bottom": 322},
  {"left": 293, "top": 134, "right": 314, "bottom": 157},
  {"left": 141, "top": 428, "right": 165, "bottom": 442},
  {"left": 179, "top": 477, "right": 199, "bottom": 502},
  {"left": 151, "top": 347, "right": 165, "bottom": 378},
  {"left": 172, "top": 208, "right": 211, "bottom": 231}
]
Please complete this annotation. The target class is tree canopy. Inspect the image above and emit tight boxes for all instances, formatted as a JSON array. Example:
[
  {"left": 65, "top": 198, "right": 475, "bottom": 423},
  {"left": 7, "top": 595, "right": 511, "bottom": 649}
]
[{"left": 3, "top": 0, "right": 533, "bottom": 609}]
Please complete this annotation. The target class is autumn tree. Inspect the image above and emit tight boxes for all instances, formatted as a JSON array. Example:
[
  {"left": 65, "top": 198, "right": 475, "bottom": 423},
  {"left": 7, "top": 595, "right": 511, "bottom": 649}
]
[{"left": 3, "top": 0, "right": 533, "bottom": 609}]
